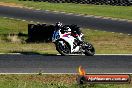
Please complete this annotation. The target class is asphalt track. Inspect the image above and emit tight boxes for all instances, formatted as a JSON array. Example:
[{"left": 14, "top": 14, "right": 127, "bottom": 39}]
[
  {"left": 0, "top": 54, "right": 132, "bottom": 73},
  {"left": 0, "top": 6, "right": 132, "bottom": 34},
  {"left": 0, "top": 6, "right": 132, "bottom": 74}
]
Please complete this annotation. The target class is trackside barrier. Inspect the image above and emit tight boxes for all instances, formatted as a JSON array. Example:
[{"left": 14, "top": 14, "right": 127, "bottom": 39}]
[
  {"left": 27, "top": 24, "right": 80, "bottom": 42},
  {"left": 27, "top": 24, "right": 55, "bottom": 42}
]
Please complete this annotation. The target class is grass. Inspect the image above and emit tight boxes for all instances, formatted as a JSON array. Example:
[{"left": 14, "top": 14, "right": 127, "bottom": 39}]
[
  {"left": 0, "top": 0, "right": 132, "bottom": 20},
  {"left": 83, "top": 29, "right": 132, "bottom": 54},
  {"left": 0, "top": 17, "right": 27, "bottom": 34},
  {"left": 0, "top": 17, "right": 132, "bottom": 54},
  {"left": 0, "top": 74, "right": 131, "bottom": 88},
  {"left": 0, "top": 17, "right": 57, "bottom": 54}
]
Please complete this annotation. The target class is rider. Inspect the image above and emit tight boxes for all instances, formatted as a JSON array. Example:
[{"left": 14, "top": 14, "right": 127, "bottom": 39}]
[
  {"left": 55, "top": 22, "right": 83, "bottom": 45},
  {"left": 54, "top": 22, "right": 63, "bottom": 30},
  {"left": 69, "top": 24, "right": 84, "bottom": 44}
]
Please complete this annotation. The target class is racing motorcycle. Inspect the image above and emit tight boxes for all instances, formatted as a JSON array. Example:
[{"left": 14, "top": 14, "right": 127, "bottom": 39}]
[{"left": 52, "top": 26, "right": 95, "bottom": 56}]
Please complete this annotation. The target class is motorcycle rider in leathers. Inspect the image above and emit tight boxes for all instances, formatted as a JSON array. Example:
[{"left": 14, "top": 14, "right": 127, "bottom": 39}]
[{"left": 54, "top": 22, "right": 83, "bottom": 45}]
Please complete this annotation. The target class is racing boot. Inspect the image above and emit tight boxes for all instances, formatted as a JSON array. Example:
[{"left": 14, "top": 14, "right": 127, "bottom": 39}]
[{"left": 75, "top": 36, "right": 83, "bottom": 46}]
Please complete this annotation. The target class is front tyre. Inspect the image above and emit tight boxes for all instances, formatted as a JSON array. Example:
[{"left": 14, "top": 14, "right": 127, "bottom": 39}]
[
  {"left": 55, "top": 40, "right": 71, "bottom": 56},
  {"left": 84, "top": 43, "right": 95, "bottom": 56}
]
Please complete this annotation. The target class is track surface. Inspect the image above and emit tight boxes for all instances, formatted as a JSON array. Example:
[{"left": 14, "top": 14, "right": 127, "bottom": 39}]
[
  {"left": 0, "top": 6, "right": 132, "bottom": 74},
  {"left": 0, "top": 6, "right": 132, "bottom": 34},
  {"left": 0, "top": 54, "right": 132, "bottom": 73}
]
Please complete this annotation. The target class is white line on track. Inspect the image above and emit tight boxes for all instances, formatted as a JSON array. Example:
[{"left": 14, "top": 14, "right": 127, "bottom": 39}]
[
  {"left": 102, "top": 17, "right": 109, "bottom": 20},
  {"left": 45, "top": 10, "right": 50, "bottom": 12},
  {"left": 0, "top": 53, "right": 132, "bottom": 56},
  {"left": 3, "top": 17, "right": 7, "bottom": 18},
  {"left": 10, "top": 18, "right": 14, "bottom": 20},
  {"left": 94, "top": 16, "right": 103, "bottom": 19},
  {"left": 36, "top": 9, "right": 41, "bottom": 10},
  {"left": 67, "top": 13, "right": 74, "bottom": 15},
  {"left": 111, "top": 18, "right": 118, "bottom": 20},
  {"left": 127, "top": 20, "right": 132, "bottom": 23},
  {"left": 16, "top": 19, "right": 21, "bottom": 20},
  {"left": 53, "top": 11, "right": 59, "bottom": 13},
  {"left": 60, "top": 12, "right": 66, "bottom": 14},
  {"left": 83, "top": 15, "right": 89, "bottom": 17},
  {"left": 84, "top": 15, "right": 94, "bottom": 18},
  {"left": 119, "top": 33, "right": 123, "bottom": 35},
  {"left": 28, "top": 7, "right": 34, "bottom": 9},
  {"left": 0, "top": 73, "right": 132, "bottom": 75},
  {"left": 22, "top": 20, "right": 26, "bottom": 22},
  {"left": 0, "top": 73, "right": 76, "bottom": 75},
  {"left": 0, "top": 53, "right": 21, "bottom": 55},
  {"left": 57, "top": 54, "right": 132, "bottom": 56},
  {"left": 95, "top": 54, "right": 132, "bottom": 56},
  {"left": 78, "top": 14, "right": 84, "bottom": 16},
  {"left": 53, "top": 13, "right": 59, "bottom": 14},
  {"left": 30, "top": 21, "right": 34, "bottom": 23},
  {"left": 75, "top": 14, "right": 81, "bottom": 17},
  {"left": 118, "top": 19, "right": 128, "bottom": 22}
]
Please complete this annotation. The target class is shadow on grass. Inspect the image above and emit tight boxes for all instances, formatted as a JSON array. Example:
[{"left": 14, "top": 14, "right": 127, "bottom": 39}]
[{"left": 11, "top": 51, "right": 58, "bottom": 56}]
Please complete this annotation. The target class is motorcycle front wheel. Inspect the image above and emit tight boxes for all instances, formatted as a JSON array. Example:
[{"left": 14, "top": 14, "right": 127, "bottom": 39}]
[
  {"left": 84, "top": 43, "right": 95, "bottom": 56},
  {"left": 55, "top": 40, "right": 71, "bottom": 56}
]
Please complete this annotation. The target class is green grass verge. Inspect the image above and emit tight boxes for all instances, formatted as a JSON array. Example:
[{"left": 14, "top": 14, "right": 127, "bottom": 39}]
[
  {"left": 0, "top": 17, "right": 28, "bottom": 34},
  {"left": 83, "top": 29, "right": 132, "bottom": 54},
  {"left": 0, "top": 74, "right": 131, "bottom": 88},
  {"left": 0, "top": 0, "right": 132, "bottom": 20},
  {"left": 0, "top": 17, "right": 132, "bottom": 54},
  {"left": 0, "top": 17, "right": 57, "bottom": 54}
]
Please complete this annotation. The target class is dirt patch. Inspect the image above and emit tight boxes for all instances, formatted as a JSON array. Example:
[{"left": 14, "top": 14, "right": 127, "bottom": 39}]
[{"left": 0, "top": 2, "right": 24, "bottom": 8}]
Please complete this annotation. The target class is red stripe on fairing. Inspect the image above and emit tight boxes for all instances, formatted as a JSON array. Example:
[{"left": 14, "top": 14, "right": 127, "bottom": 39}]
[
  {"left": 62, "top": 33, "right": 71, "bottom": 37},
  {"left": 63, "top": 34, "right": 68, "bottom": 37},
  {"left": 71, "top": 33, "right": 78, "bottom": 37}
]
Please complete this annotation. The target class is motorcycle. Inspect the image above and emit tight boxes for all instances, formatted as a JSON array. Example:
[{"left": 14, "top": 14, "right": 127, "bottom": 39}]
[{"left": 52, "top": 27, "right": 95, "bottom": 56}]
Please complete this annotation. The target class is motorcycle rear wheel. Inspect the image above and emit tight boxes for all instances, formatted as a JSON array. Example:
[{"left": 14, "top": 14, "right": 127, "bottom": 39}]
[{"left": 56, "top": 40, "right": 71, "bottom": 56}]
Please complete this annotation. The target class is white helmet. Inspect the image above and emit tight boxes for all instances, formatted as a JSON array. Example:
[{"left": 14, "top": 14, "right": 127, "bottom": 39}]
[
  {"left": 55, "top": 22, "right": 62, "bottom": 27},
  {"left": 66, "top": 27, "right": 71, "bottom": 32}
]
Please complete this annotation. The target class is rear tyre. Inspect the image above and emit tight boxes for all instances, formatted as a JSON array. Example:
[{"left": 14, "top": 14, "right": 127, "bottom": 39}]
[{"left": 56, "top": 40, "right": 71, "bottom": 56}]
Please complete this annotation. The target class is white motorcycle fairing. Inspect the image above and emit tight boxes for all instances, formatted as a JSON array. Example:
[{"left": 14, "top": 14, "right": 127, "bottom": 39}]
[
  {"left": 52, "top": 29, "right": 80, "bottom": 53},
  {"left": 60, "top": 35, "right": 80, "bottom": 53}
]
